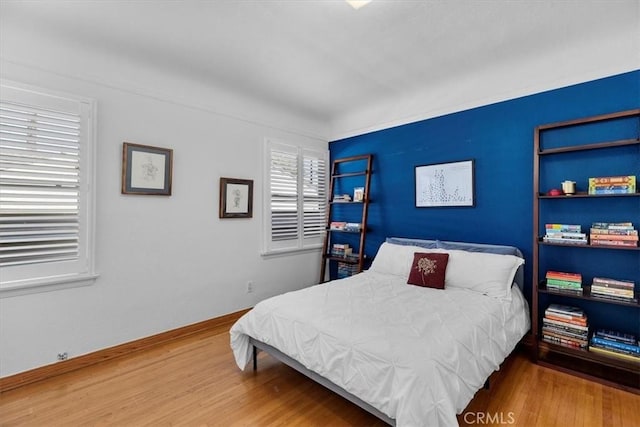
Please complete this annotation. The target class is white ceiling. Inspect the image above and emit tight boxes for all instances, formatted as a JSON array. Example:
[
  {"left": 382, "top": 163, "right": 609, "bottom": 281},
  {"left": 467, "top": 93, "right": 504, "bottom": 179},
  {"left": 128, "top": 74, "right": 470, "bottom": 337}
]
[{"left": 1, "top": 0, "right": 639, "bottom": 133}]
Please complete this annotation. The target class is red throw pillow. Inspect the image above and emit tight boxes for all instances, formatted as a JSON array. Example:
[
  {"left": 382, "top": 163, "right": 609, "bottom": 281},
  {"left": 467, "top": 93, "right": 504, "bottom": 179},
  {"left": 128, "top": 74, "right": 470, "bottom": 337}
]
[{"left": 407, "top": 252, "right": 449, "bottom": 289}]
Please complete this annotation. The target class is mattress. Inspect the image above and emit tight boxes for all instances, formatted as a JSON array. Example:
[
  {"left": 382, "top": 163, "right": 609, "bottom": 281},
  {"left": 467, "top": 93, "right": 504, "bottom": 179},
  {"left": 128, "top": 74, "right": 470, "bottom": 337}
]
[{"left": 230, "top": 270, "right": 530, "bottom": 426}]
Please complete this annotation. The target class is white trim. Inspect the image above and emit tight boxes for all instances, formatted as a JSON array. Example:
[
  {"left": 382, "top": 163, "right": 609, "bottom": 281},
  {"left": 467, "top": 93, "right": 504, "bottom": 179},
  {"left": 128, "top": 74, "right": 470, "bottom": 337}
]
[{"left": 0, "top": 273, "right": 100, "bottom": 298}]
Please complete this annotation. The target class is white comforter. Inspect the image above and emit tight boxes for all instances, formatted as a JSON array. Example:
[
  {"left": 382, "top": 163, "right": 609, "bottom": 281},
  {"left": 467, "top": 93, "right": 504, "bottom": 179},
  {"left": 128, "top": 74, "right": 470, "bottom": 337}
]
[{"left": 230, "top": 271, "right": 530, "bottom": 427}]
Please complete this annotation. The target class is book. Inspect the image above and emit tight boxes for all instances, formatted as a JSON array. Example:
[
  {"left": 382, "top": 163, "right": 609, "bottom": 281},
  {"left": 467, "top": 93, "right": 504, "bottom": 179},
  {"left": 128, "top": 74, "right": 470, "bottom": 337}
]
[
  {"left": 591, "top": 286, "right": 634, "bottom": 297},
  {"left": 591, "top": 222, "right": 634, "bottom": 229},
  {"left": 594, "top": 329, "right": 637, "bottom": 345},
  {"left": 546, "top": 303, "right": 585, "bottom": 317},
  {"left": 590, "top": 228, "right": 638, "bottom": 236},
  {"left": 545, "top": 224, "right": 582, "bottom": 232},
  {"left": 543, "top": 237, "right": 588, "bottom": 245},
  {"left": 590, "top": 293, "right": 638, "bottom": 304},
  {"left": 589, "top": 176, "right": 636, "bottom": 186},
  {"left": 546, "top": 271, "right": 582, "bottom": 281},
  {"left": 546, "top": 279, "right": 582, "bottom": 288},
  {"left": 590, "top": 239, "right": 637, "bottom": 247},
  {"left": 542, "top": 317, "right": 589, "bottom": 332},
  {"left": 591, "top": 336, "right": 640, "bottom": 354},
  {"left": 590, "top": 234, "right": 639, "bottom": 241},
  {"left": 543, "top": 334, "right": 587, "bottom": 349},
  {"left": 589, "top": 345, "right": 640, "bottom": 363},
  {"left": 592, "top": 277, "right": 635, "bottom": 288}
]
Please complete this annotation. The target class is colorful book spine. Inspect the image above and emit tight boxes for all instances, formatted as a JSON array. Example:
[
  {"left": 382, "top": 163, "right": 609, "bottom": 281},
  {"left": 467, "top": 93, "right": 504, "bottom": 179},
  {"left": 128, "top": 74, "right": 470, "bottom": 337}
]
[
  {"left": 590, "top": 234, "right": 639, "bottom": 241},
  {"left": 594, "top": 329, "right": 637, "bottom": 345},
  {"left": 591, "top": 336, "right": 640, "bottom": 354},
  {"left": 588, "top": 176, "right": 636, "bottom": 194},
  {"left": 589, "top": 346, "right": 640, "bottom": 362},
  {"left": 592, "top": 277, "right": 635, "bottom": 288}
]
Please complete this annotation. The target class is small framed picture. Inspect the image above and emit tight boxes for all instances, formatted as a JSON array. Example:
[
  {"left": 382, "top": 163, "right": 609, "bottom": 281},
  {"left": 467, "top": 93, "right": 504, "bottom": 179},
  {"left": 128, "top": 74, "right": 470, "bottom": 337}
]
[
  {"left": 219, "top": 177, "right": 253, "bottom": 218},
  {"left": 353, "top": 187, "right": 365, "bottom": 202},
  {"left": 122, "top": 142, "right": 173, "bottom": 195}
]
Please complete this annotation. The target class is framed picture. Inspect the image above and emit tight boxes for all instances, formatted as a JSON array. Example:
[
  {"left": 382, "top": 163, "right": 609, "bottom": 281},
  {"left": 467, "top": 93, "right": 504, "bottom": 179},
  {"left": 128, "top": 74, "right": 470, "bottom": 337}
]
[
  {"left": 122, "top": 142, "right": 173, "bottom": 195},
  {"left": 415, "top": 159, "right": 475, "bottom": 207},
  {"left": 219, "top": 177, "right": 253, "bottom": 218},
  {"left": 353, "top": 187, "right": 365, "bottom": 202}
]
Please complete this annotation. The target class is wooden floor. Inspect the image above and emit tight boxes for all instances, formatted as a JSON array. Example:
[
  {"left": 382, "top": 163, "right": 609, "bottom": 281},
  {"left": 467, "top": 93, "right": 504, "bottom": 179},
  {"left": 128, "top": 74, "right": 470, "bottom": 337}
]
[{"left": 1, "top": 324, "right": 639, "bottom": 426}]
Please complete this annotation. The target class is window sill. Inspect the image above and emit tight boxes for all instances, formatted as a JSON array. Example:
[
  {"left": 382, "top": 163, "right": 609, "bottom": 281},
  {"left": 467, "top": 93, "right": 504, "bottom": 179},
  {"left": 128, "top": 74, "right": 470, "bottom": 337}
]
[
  {"left": 0, "top": 273, "right": 100, "bottom": 298},
  {"left": 261, "top": 245, "right": 322, "bottom": 259}
]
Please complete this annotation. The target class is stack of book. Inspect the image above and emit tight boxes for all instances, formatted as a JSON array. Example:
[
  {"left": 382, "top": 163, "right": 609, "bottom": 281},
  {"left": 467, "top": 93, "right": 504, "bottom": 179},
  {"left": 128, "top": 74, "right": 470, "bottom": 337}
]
[
  {"left": 543, "top": 224, "right": 587, "bottom": 245},
  {"left": 542, "top": 304, "right": 588, "bottom": 349},
  {"left": 590, "top": 222, "right": 638, "bottom": 247},
  {"left": 343, "top": 222, "right": 362, "bottom": 232},
  {"left": 589, "top": 329, "right": 640, "bottom": 363},
  {"left": 588, "top": 175, "right": 636, "bottom": 195},
  {"left": 590, "top": 277, "right": 637, "bottom": 303},
  {"left": 545, "top": 271, "right": 583, "bottom": 294},
  {"left": 331, "top": 243, "right": 352, "bottom": 258},
  {"left": 337, "top": 262, "right": 359, "bottom": 279},
  {"left": 329, "top": 221, "right": 347, "bottom": 231}
]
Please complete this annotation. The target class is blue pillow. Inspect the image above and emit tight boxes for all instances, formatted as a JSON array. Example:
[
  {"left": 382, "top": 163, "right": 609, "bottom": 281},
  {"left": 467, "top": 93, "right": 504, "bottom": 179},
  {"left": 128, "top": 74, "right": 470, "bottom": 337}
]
[{"left": 386, "top": 237, "right": 439, "bottom": 249}]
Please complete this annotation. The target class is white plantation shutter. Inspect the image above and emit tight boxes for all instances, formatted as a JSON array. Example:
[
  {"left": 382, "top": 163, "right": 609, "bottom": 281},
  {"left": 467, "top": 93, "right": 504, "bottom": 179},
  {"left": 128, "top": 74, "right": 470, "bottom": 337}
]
[
  {"left": 264, "top": 139, "right": 327, "bottom": 253},
  {"left": 302, "top": 150, "right": 327, "bottom": 239},
  {"left": 0, "top": 82, "right": 96, "bottom": 292}
]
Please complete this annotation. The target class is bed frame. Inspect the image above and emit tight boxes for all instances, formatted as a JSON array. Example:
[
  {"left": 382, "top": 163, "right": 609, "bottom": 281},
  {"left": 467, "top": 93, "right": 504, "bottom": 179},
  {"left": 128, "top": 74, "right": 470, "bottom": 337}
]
[
  {"left": 248, "top": 238, "right": 525, "bottom": 426},
  {"left": 250, "top": 337, "right": 396, "bottom": 425}
]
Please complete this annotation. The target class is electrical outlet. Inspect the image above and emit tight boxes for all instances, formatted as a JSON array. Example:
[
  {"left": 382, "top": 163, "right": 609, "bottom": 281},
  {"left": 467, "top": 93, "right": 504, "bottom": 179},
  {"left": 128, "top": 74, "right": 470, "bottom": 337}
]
[
  {"left": 57, "top": 352, "right": 68, "bottom": 361},
  {"left": 246, "top": 281, "right": 253, "bottom": 293}
]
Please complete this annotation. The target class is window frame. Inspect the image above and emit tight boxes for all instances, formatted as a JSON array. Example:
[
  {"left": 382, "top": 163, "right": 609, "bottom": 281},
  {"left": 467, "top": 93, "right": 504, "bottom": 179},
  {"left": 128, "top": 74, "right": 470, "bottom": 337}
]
[
  {"left": 262, "top": 137, "right": 328, "bottom": 256},
  {"left": 0, "top": 80, "right": 98, "bottom": 297}
]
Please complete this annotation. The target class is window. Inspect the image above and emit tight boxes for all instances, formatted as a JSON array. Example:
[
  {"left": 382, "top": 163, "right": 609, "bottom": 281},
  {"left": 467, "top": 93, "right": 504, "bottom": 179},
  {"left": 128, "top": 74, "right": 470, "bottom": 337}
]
[
  {"left": 263, "top": 138, "right": 328, "bottom": 255},
  {"left": 0, "top": 81, "right": 97, "bottom": 295}
]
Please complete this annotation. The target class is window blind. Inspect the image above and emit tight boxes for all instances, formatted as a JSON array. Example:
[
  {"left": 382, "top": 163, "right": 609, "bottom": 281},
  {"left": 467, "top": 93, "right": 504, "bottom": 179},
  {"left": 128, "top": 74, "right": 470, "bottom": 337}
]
[
  {"left": 265, "top": 140, "right": 327, "bottom": 253},
  {"left": 0, "top": 100, "right": 81, "bottom": 267}
]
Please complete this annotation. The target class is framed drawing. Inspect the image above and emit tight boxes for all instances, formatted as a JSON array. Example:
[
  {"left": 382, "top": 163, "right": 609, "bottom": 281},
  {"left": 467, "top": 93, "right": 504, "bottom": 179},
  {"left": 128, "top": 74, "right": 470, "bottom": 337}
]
[
  {"left": 415, "top": 159, "right": 475, "bottom": 207},
  {"left": 122, "top": 142, "right": 173, "bottom": 195},
  {"left": 220, "top": 177, "right": 253, "bottom": 218}
]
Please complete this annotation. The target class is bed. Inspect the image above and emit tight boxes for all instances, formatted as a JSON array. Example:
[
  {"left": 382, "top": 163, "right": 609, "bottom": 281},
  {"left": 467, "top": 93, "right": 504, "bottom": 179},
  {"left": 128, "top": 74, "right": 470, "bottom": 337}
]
[{"left": 230, "top": 238, "right": 530, "bottom": 426}]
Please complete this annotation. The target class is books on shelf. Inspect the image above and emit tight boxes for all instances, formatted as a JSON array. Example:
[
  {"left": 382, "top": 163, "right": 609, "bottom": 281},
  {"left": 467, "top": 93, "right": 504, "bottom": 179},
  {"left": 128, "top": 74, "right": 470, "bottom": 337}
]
[
  {"left": 589, "top": 329, "right": 640, "bottom": 363},
  {"left": 543, "top": 224, "right": 587, "bottom": 245},
  {"left": 590, "top": 276, "right": 637, "bottom": 303},
  {"left": 543, "top": 304, "right": 589, "bottom": 349},
  {"left": 588, "top": 175, "right": 636, "bottom": 195},
  {"left": 545, "top": 270, "right": 583, "bottom": 294},
  {"left": 337, "top": 261, "right": 359, "bottom": 278},
  {"left": 330, "top": 243, "right": 358, "bottom": 260},
  {"left": 329, "top": 221, "right": 347, "bottom": 230},
  {"left": 589, "top": 222, "right": 638, "bottom": 247}
]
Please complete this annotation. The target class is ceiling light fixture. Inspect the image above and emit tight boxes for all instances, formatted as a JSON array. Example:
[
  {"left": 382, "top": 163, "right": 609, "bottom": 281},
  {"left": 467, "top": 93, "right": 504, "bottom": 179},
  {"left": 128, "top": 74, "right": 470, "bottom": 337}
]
[{"left": 346, "top": 0, "right": 372, "bottom": 10}]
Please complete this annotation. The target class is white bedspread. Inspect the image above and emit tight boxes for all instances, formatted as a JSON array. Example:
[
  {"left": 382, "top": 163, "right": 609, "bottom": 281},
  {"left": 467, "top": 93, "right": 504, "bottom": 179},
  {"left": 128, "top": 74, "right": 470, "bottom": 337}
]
[{"left": 230, "top": 271, "right": 530, "bottom": 427}]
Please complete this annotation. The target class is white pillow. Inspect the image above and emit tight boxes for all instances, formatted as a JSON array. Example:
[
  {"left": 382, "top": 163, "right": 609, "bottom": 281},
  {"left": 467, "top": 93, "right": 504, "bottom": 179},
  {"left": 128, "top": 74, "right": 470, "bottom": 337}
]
[
  {"left": 369, "top": 242, "right": 446, "bottom": 277},
  {"left": 442, "top": 249, "right": 524, "bottom": 300}
]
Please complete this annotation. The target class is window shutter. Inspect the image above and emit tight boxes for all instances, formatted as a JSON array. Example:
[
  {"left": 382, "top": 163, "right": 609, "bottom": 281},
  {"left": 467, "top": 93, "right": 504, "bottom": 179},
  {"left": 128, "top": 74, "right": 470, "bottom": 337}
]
[
  {"left": 0, "top": 100, "right": 81, "bottom": 266},
  {"left": 302, "top": 150, "right": 327, "bottom": 239},
  {"left": 270, "top": 147, "right": 299, "bottom": 241},
  {"left": 0, "top": 82, "right": 95, "bottom": 292},
  {"left": 264, "top": 139, "right": 328, "bottom": 254}
]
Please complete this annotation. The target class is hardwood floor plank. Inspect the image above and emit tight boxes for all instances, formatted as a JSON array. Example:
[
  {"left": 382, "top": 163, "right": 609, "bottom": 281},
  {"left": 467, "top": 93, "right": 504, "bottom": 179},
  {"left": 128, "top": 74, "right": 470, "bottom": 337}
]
[{"left": 1, "top": 326, "right": 638, "bottom": 426}]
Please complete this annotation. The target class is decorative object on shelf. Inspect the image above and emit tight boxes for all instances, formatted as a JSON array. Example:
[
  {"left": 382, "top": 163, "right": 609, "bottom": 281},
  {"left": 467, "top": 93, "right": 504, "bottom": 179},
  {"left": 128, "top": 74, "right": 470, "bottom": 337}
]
[
  {"left": 415, "top": 159, "right": 475, "bottom": 207},
  {"left": 122, "top": 142, "right": 173, "bottom": 195},
  {"left": 353, "top": 187, "right": 365, "bottom": 202},
  {"left": 588, "top": 175, "right": 636, "bottom": 195},
  {"left": 561, "top": 180, "right": 576, "bottom": 195},
  {"left": 547, "top": 188, "right": 563, "bottom": 196},
  {"left": 219, "top": 177, "right": 253, "bottom": 218}
]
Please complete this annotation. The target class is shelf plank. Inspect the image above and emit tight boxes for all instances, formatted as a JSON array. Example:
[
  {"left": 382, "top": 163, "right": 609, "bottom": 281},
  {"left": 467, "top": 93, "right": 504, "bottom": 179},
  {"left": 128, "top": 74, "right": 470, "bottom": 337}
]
[
  {"left": 538, "top": 283, "right": 640, "bottom": 308},
  {"left": 538, "top": 239, "right": 640, "bottom": 251},
  {"left": 538, "top": 192, "right": 640, "bottom": 199},
  {"left": 331, "top": 171, "right": 368, "bottom": 178},
  {"left": 539, "top": 341, "right": 640, "bottom": 374},
  {"left": 538, "top": 138, "right": 640, "bottom": 155}
]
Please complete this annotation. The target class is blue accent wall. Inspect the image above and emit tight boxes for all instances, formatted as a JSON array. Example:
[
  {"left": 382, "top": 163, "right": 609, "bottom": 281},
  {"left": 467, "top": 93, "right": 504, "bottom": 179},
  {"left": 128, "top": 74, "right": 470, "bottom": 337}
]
[{"left": 329, "top": 70, "right": 640, "bottom": 309}]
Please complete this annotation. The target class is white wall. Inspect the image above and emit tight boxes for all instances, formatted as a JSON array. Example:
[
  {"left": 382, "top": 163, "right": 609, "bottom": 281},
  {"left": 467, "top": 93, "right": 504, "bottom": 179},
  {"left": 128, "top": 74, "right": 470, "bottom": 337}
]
[{"left": 0, "top": 32, "right": 327, "bottom": 377}]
